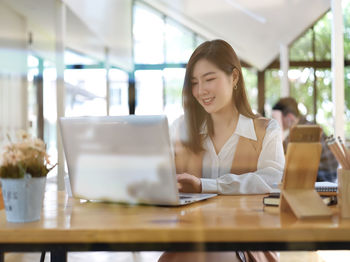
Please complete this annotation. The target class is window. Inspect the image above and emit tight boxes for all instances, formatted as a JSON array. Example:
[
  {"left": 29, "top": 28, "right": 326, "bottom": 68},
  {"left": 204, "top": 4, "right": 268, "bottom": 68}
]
[
  {"left": 346, "top": 2, "right": 350, "bottom": 60},
  {"left": 265, "top": 69, "right": 281, "bottom": 117},
  {"left": 27, "top": 55, "right": 39, "bottom": 138},
  {"left": 64, "top": 69, "right": 107, "bottom": 117},
  {"left": 345, "top": 67, "right": 350, "bottom": 137},
  {"left": 163, "top": 68, "right": 185, "bottom": 124},
  {"left": 289, "top": 67, "right": 316, "bottom": 120},
  {"left": 133, "top": 3, "right": 165, "bottom": 64},
  {"left": 290, "top": 30, "right": 313, "bottom": 61},
  {"left": 65, "top": 49, "right": 98, "bottom": 66},
  {"left": 283, "top": 3, "right": 350, "bottom": 139},
  {"left": 43, "top": 63, "right": 57, "bottom": 179},
  {"left": 135, "top": 70, "right": 164, "bottom": 115},
  {"left": 165, "top": 18, "right": 194, "bottom": 64},
  {"left": 314, "top": 13, "right": 331, "bottom": 61},
  {"left": 109, "top": 68, "right": 129, "bottom": 116},
  {"left": 242, "top": 67, "right": 258, "bottom": 113},
  {"left": 133, "top": 1, "right": 207, "bottom": 122},
  {"left": 195, "top": 35, "right": 206, "bottom": 47}
]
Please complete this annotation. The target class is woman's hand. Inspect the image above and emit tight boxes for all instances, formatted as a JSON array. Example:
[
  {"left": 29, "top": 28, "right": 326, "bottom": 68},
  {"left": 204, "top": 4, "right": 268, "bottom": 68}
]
[{"left": 177, "top": 173, "right": 202, "bottom": 193}]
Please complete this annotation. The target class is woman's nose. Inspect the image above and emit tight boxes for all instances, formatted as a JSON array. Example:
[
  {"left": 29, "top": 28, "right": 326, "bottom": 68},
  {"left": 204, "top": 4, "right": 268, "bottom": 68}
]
[{"left": 197, "top": 82, "right": 208, "bottom": 95}]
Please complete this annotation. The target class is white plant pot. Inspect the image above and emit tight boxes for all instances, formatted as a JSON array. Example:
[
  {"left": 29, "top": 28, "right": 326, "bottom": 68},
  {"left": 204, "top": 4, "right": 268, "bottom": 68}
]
[{"left": 1, "top": 174, "right": 46, "bottom": 223}]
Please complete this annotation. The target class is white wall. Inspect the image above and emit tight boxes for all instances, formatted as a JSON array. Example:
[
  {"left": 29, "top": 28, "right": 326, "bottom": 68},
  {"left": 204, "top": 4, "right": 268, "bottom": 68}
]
[{"left": 0, "top": 1, "right": 28, "bottom": 145}]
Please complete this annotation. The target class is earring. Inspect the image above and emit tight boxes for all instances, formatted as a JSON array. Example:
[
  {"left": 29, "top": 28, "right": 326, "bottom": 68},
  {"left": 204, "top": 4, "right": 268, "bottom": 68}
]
[{"left": 233, "top": 84, "right": 238, "bottom": 90}]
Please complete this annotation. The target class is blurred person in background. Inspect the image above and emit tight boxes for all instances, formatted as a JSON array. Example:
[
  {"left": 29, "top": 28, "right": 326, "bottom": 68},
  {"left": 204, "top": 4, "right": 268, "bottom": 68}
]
[{"left": 272, "top": 97, "right": 338, "bottom": 182}]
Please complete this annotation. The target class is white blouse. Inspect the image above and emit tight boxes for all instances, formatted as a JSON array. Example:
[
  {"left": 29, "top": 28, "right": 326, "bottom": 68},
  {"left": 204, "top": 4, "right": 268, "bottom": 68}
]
[{"left": 171, "top": 114, "right": 285, "bottom": 195}]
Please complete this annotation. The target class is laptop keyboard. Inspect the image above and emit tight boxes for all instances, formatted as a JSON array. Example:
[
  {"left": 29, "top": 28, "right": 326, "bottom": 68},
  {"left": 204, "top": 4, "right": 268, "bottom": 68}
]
[
  {"left": 179, "top": 193, "right": 203, "bottom": 199},
  {"left": 179, "top": 195, "right": 192, "bottom": 199}
]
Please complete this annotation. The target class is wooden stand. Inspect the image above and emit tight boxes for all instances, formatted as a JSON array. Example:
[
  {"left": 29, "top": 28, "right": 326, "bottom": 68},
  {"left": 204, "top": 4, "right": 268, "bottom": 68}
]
[
  {"left": 0, "top": 188, "right": 3, "bottom": 210},
  {"left": 280, "top": 142, "right": 332, "bottom": 219},
  {"left": 338, "top": 168, "right": 350, "bottom": 218}
]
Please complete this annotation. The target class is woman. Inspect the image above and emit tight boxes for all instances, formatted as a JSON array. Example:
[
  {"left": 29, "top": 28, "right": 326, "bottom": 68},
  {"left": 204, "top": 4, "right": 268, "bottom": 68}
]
[{"left": 159, "top": 40, "right": 285, "bottom": 262}]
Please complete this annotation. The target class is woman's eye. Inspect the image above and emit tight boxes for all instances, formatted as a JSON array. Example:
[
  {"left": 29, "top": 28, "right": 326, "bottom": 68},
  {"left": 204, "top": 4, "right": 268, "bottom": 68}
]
[
  {"left": 206, "top": 78, "right": 215, "bottom": 82},
  {"left": 191, "top": 82, "right": 198, "bottom": 86}
]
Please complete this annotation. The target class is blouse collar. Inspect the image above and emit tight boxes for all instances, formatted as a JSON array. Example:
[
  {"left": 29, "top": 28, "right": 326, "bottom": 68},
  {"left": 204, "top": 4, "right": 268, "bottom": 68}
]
[
  {"left": 199, "top": 114, "right": 257, "bottom": 141},
  {"left": 235, "top": 114, "right": 257, "bottom": 141}
]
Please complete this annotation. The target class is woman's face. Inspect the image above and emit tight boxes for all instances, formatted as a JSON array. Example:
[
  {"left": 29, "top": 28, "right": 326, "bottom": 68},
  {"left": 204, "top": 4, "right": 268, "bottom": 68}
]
[{"left": 191, "top": 59, "right": 238, "bottom": 115}]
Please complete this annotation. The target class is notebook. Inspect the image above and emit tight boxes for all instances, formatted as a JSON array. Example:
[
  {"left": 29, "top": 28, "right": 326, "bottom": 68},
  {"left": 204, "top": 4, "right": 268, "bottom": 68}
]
[
  {"left": 313, "top": 181, "right": 338, "bottom": 195},
  {"left": 271, "top": 181, "right": 337, "bottom": 195},
  {"left": 59, "top": 115, "right": 217, "bottom": 206}
]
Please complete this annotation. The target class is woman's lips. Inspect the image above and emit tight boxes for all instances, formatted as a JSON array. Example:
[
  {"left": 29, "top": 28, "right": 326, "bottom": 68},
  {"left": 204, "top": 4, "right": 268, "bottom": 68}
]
[{"left": 202, "top": 97, "right": 215, "bottom": 106}]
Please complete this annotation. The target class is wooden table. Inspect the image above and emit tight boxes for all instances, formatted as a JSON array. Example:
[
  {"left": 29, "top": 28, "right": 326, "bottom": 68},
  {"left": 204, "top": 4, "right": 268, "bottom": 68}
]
[{"left": 0, "top": 191, "right": 350, "bottom": 262}]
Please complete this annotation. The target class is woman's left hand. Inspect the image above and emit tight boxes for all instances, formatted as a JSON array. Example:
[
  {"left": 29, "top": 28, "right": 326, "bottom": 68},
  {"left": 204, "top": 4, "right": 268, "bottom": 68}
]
[{"left": 177, "top": 173, "right": 202, "bottom": 193}]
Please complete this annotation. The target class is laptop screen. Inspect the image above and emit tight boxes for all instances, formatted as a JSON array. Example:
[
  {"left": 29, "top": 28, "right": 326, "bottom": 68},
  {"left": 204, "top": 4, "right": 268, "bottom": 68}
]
[{"left": 59, "top": 115, "right": 179, "bottom": 205}]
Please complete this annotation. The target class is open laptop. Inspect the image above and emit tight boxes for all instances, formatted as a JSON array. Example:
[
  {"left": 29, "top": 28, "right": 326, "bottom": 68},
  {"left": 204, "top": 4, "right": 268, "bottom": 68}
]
[{"left": 59, "top": 115, "right": 217, "bottom": 206}]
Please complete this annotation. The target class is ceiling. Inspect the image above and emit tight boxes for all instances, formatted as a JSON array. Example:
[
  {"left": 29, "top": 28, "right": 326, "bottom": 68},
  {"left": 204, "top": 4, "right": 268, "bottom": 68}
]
[
  {"left": 63, "top": 0, "right": 133, "bottom": 71},
  {"left": 2, "top": 0, "right": 331, "bottom": 71},
  {"left": 144, "top": 0, "right": 330, "bottom": 70},
  {"left": 2, "top": 0, "right": 132, "bottom": 71}
]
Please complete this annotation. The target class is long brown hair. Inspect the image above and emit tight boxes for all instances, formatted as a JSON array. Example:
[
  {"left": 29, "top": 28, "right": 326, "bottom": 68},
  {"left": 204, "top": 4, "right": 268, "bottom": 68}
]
[{"left": 182, "top": 39, "right": 257, "bottom": 153}]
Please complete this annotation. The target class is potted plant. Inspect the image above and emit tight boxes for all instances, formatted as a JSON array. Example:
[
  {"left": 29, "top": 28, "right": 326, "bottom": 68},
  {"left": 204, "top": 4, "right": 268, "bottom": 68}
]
[{"left": 0, "top": 130, "right": 56, "bottom": 222}]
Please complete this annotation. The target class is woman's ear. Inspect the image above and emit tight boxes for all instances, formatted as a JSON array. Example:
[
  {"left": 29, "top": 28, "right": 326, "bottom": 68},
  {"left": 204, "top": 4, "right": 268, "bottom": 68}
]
[{"left": 232, "top": 68, "right": 239, "bottom": 86}]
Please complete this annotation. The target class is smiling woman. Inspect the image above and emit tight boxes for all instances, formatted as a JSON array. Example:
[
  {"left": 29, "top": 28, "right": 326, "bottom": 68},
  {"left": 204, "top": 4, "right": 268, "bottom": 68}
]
[
  {"left": 181, "top": 40, "right": 258, "bottom": 155},
  {"left": 160, "top": 39, "right": 285, "bottom": 262},
  {"left": 173, "top": 39, "right": 285, "bottom": 194}
]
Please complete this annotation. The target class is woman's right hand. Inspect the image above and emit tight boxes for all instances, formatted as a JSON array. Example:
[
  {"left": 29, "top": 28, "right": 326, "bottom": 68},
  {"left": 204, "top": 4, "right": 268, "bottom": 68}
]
[{"left": 176, "top": 173, "right": 202, "bottom": 193}]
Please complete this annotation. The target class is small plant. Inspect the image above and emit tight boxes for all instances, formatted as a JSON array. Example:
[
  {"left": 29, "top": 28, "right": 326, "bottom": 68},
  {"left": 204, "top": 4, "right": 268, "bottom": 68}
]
[{"left": 0, "top": 130, "right": 56, "bottom": 178}]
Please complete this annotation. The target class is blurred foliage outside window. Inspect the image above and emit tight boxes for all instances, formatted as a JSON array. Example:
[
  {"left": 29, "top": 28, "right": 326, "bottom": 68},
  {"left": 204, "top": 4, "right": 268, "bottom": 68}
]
[
  {"left": 265, "top": 70, "right": 281, "bottom": 115},
  {"left": 242, "top": 67, "right": 258, "bottom": 113},
  {"left": 266, "top": 3, "right": 350, "bottom": 139}
]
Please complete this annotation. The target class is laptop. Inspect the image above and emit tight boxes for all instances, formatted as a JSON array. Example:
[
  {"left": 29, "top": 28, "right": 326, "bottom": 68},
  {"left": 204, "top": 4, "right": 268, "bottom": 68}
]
[{"left": 59, "top": 115, "right": 217, "bottom": 206}]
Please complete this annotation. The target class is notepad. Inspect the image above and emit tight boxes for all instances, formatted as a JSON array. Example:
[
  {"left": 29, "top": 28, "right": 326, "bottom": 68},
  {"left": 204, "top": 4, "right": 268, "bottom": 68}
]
[
  {"left": 315, "top": 181, "right": 338, "bottom": 195},
  {"left": 272, "top": 181, "right": 337, "bottom": 195}
]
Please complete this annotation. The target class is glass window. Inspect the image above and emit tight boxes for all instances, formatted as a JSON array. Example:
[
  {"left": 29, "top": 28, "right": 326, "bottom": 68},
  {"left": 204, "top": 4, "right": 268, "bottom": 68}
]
[
  {"left": 43, "top": 65, "right": 57, "bottom": 179},
  {"left": 242, "top": 67, "right": 258, "bottom": 113},
  {"left": 132, "top": 1, "right": 207, "bottom": 123},
  {"left": 265, "top": 69, "right": 281, "bottom": 117},
  {"left": 165, "top": 18, "right": 194, "bottom": 64},
  {"left": 133, "top": 3, "right": 165, "bottom": 64},
  {"left": 290, "top": 29, "right": 313, "bottom": 61},
  {"left": 64, "top": 69, "right": 107, "bottom": 117},
  {"left": 345, "top": 67, "right": 350, "bottom": 140},
  {"left": 315, "top": 14, "right": 331, "bottom": 61},
  {"left": 109, "top": 68, "right": 129, "bottom": 116},
  {"left": 28, "top": 55, "right": 39, "bottom": 68},
  {"left": 135, "top": 70, "right": 164, "bottom": 115},
  {"left": 163, "top": 68, "right": 185, "bottom": 124},
  {"left": 289, "top": 67, "right": 315, "bottom": 121},
  {"left": 195, "top": 35, "right": 206, "bottom": 47},
  {"left": 288, "top": 2, "right": 350, "bottom": 140},
  {"left": 65, "top": 49, "right": 99, "bottom": 65},
  {"left": 314, "top": 69, "right": 334, "bottom": 136},
  {"left": 27, "top": 55, "right": 39, "bottom": 138},
  {"left": 345, "top": 1, "right": 350, "bottom": 60}
]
